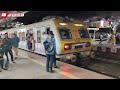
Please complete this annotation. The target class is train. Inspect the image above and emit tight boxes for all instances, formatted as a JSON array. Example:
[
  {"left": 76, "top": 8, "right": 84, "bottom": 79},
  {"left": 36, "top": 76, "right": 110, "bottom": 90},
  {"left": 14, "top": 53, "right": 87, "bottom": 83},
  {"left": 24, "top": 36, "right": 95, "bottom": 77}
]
[{"left": 0, "top": 16, "right": 92, "bottom": 63}]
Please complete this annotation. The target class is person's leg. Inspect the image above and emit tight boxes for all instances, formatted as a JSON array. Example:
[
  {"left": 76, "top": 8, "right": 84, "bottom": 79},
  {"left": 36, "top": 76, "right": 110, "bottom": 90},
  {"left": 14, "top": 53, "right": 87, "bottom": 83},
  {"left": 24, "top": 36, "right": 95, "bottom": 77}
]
[
  {"left": 8, "top": 49, "right": 15, "bottom": 63},
  {"left": 5, "top": 51, "right": 9, "bottom": 61},
  {"left": 53, "top": 54, "right": 58, "bottom": 68},
  {"left": 14, "top": 47, "right": 18, "bottom": 58},
  {"left": 46, "top": 54, "right": 50, "bottom": 72},
  {"left": 49, "top": 55, "right": 54, "bottom": 72},
  {"left": 13, "top": 46, "right": 16, "bottom": 58}
]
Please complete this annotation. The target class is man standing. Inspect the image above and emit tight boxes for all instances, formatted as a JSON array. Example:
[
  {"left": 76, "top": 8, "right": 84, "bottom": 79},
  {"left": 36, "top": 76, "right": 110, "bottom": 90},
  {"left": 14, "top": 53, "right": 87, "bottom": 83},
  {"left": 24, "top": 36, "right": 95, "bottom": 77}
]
[
  {"left": 12, "top": 34, "right": 20, "bottom": 59},
  {"left": 50, "top": 31, "right": 58, "bottom": 68},
  {"left": 2, "top": 33, "right": 15, "bottom": 63}
]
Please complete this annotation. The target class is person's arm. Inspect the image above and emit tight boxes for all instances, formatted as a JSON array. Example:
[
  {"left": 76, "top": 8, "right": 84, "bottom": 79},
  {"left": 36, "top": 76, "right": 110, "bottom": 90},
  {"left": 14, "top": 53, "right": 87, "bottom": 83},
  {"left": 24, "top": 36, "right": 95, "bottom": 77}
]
[{"left": 17, "top": 37, "right": 20, "bottom": 43}]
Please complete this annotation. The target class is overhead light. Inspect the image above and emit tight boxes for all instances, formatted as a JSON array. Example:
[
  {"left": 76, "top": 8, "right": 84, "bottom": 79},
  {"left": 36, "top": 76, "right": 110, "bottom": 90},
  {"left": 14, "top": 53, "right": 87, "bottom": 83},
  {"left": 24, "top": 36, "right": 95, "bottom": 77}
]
[
  {"left": 74, "top": 24, "right": 83, "bottom": 26},
  {"left": 59, "top": 23, "right": 68, "bottom": 25}
]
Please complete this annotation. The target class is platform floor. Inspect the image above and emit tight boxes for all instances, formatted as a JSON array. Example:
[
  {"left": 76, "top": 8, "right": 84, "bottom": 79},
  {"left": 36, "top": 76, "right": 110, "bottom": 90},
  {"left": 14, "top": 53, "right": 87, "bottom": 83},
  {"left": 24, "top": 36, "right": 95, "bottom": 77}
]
[{"left": 0, "top": 49, "right": 114, "bottom": 79}]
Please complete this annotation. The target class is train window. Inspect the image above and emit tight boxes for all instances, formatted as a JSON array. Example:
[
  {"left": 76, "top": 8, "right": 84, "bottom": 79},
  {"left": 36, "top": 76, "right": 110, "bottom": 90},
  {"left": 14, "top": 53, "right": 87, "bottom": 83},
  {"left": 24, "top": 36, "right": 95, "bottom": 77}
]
[
  {"left": 22, "top": 32, "right": 25, "bottom": 41},
  {"left": 78, "top": 29, "right": 90, "bottom": 38},
  {"left": 59, "top": 28, "right": 72, "bottom": 39},
  {"left": 37, "top": 31, "right": 41, "bottom": 43}
]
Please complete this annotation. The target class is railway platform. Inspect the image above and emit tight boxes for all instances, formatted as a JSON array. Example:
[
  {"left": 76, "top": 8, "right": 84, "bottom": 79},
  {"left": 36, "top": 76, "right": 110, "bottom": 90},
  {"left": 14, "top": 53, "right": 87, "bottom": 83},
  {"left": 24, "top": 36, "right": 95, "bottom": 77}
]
[{"left": 0, "top": 49, "right": 114, "bottom": 79}]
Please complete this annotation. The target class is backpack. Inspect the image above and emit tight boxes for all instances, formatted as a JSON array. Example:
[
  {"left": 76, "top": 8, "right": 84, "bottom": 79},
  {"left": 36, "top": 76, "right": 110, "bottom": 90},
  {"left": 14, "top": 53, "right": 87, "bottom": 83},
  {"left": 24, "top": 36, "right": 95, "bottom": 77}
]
[
  {"left": 43, "top": 40, "right": 50, "bottom": 50},
  {"left": 43, "top": 38, "right": 54, "bottom": 52}
]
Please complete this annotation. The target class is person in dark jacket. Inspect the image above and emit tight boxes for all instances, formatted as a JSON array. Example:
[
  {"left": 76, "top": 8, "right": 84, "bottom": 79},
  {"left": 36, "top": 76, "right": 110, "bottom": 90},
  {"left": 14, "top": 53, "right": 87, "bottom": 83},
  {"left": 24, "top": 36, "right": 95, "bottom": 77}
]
[
  {"left": 0, "top": 38, "right": 8, "bottom": 71},
  {"left": 0, "top": 38, "right": 4, "bottom": 71},
  {"left": 12, "top": 34, "right": 20, "bottom": 59},
  {"left": 2, "top": 33, "right": 15, "bottom": 63}
]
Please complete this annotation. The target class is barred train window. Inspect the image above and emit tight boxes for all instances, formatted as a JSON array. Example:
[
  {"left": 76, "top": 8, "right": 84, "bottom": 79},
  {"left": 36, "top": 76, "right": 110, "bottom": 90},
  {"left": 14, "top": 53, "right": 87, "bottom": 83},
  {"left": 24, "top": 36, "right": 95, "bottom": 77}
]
[
  {"left": 19, "top": 32, "right": 22, "bottom": 41},
  {"left": 22, "top": 32, "right": 25, "bottom": 41},
  {"left": 37, "top": 31, "right": 41, "bottom": 43}
]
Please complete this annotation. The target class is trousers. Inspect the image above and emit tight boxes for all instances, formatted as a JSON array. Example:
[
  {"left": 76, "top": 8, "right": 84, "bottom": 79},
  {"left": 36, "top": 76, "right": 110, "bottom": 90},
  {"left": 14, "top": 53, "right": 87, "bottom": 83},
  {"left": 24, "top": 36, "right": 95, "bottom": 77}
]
[
  {"left": 46, "top": 54, "right": 54, "bottom": 71},
  {"left": 5, "top": 49, "right": 14, "bottom": 61}
]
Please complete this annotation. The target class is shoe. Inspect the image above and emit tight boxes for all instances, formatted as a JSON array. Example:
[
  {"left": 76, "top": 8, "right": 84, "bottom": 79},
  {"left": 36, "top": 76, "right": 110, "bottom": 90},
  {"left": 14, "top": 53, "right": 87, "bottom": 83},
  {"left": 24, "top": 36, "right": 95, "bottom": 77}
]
[
  {"left": 49, "top": 70, "right": 54, "bottom": 73},
  {"left": 12, "top": 61, "right": 15, "bottom": 63},
  {"left": 46, "top": 69, "right": 49, "bottom": 72},
  {"left": 54, "top": 66, "right": 58, "bottom": 68},
  {"left": 3, "top": 66, "right": 7, "bottom": 70}
]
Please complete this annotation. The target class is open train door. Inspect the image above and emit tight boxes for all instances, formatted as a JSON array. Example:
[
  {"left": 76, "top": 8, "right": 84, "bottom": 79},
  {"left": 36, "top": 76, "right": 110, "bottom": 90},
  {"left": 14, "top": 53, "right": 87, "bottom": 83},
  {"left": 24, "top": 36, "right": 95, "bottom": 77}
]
[{"left": 35, "top": 26, "right": 47, "bottom": 55}]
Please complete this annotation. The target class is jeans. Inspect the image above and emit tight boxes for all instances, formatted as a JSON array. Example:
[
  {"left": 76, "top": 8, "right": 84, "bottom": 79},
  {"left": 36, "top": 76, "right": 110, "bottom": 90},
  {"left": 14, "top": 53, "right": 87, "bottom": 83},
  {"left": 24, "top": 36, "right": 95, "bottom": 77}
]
[
  {"left": 5, "top": 49, "right": 14, "bottom": 61},
  {"left": 46, "top": 54, "right": 54, "bottom": 71},
  {"left": 53, "top": 54, "right": 56, "bottom": 67}
]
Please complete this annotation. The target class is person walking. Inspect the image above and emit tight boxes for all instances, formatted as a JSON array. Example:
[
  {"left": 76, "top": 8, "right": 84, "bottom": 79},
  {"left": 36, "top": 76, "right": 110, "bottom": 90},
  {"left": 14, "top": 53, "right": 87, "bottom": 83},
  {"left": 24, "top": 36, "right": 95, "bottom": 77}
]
[
  {"left": 2, "top": 33, "right": 15, "bottom": 63},
  {"left": 0, "top": 38, "right": 9, "bottom": 70},
  {"left": 12, "top": 34, "right": 20, "bottom": 59}
]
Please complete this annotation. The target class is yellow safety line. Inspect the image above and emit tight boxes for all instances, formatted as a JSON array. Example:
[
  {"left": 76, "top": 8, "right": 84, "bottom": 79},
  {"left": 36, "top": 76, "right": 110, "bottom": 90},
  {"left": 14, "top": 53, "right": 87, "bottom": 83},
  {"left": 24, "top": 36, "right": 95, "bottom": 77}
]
[{"left": 19, "top": 54, "right": 80, "bottom": 79}]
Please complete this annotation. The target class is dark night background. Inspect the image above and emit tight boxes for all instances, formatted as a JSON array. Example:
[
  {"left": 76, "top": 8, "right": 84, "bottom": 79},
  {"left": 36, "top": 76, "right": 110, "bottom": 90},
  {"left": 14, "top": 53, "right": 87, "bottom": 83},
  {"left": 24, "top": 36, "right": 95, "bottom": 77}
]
[{"left": 14, "top": 11, "right": 120, "bottom": 24}]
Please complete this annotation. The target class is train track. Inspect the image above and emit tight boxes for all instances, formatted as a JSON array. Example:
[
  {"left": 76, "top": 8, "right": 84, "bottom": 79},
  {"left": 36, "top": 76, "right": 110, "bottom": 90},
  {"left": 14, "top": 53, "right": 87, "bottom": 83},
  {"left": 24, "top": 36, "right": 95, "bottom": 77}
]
[{"left": 70, "top": 58, "right": 120, "bottom": 79}]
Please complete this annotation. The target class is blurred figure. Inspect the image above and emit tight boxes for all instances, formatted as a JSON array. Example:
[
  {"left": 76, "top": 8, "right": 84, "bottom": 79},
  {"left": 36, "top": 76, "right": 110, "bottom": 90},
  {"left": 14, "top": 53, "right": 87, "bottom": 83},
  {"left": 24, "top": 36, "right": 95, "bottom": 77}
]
[
  {"left": 116, "top": 32, "right": 120, "bottom": 44},
  {"left": 0, "top": 38, "right": 4, "bottom": 71},
  {"left": 2, "top": 33, "right": 15, "bottom": 63},
  {"left": 99, "top": 33, "right": 103, "bottom": 44},
  {"left": 107, "top": 33, "right": 112, "bottom": 44},
  {"left": 50, "top": 31, "right": 58, "bottom": 68},
  {"left": 12, "top": 34, "right": 20, "bottom": 59}
]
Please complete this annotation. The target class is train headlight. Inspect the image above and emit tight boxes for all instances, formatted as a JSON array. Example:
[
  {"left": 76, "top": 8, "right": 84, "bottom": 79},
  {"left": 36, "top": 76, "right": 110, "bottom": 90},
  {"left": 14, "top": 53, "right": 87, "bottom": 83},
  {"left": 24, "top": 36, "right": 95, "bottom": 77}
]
[
  {"left": 85, "top": 42, "right": 91, "bottom": 47},
  {"left": 59, "top": 23, "right": 68, "bottom": 26}
]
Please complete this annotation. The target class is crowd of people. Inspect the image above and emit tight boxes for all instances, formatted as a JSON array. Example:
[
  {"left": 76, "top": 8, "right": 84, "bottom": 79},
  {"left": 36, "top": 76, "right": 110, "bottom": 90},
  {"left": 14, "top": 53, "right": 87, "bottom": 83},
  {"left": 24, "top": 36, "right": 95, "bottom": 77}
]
[
  {"left": 0, "top": 33, "right": 20, "bottom": 71},
  {"left": 0, "top": 29, "right": 58, "bottom": 73}
]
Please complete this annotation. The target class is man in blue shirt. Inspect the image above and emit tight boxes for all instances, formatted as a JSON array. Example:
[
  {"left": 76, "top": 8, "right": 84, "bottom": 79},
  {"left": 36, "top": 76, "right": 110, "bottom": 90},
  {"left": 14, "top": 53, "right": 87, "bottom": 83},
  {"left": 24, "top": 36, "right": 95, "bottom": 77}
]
[
  {"left": 2, "top": 33, "right": 15, "bottom": 63},
  {"left": 12, "top": 34, "right": 20, "bottom": 59}
]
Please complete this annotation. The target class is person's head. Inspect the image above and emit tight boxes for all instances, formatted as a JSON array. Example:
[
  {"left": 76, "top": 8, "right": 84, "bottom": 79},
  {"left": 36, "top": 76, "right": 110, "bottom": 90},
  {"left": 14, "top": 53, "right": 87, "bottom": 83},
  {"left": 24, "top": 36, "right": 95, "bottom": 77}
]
[
  {"left": 14, "top": 34, "right": 17, "bottom": 37},
  {"left": 46, "top": 28, "right": 50, "bottom": 35},
  {"left": 4, "top": 33, "right": 8, "bottom": 38},
  {"left": 50, "top": 31, "right": 54, "bottom": 37}
]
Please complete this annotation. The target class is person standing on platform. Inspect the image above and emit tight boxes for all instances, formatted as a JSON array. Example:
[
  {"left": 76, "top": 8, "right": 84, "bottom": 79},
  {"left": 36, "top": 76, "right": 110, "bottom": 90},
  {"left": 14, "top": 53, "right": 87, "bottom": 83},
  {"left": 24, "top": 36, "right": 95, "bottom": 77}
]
[
  {"left": 2, "top": 33, "right": 15, "bottom": 63},
  {"left": 12, "top": 34, "right": 20, "bottom": 60},
  {"left": 43, "top": 29, "right": 55, "bottom": 73},
  {"left": 50, "top": 31, "right": 58, "bottom": 68}
]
